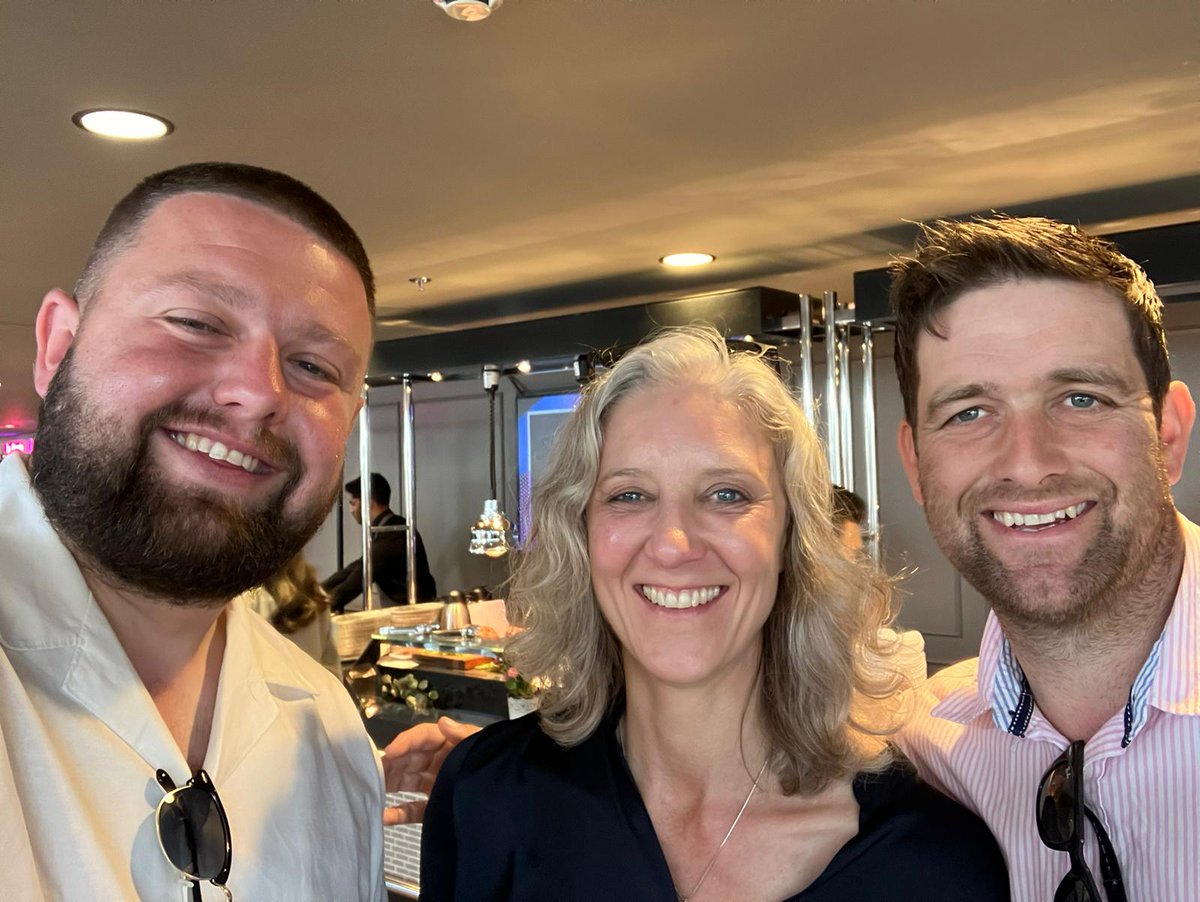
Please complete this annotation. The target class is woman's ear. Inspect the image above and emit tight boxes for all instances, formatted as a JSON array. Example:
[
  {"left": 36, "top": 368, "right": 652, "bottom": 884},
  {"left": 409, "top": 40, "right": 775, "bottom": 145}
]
[{"left": 33, "top": 289, "right": 81, "bottom": 396}]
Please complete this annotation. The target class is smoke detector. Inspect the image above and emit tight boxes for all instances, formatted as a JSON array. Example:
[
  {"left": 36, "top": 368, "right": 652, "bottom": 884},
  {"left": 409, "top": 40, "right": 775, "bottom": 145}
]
[{"left": 434, "top": 0, "right": 502, "bottom": 21}]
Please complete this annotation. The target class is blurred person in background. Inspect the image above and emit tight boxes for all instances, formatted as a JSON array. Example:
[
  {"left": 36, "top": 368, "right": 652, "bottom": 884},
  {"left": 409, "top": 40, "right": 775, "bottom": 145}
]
[
  {"left": 323, "top": 472, "right": 437, "bottom": 611},
  {"left": 831, "top": 485, "right": 867, "bottom": 555},
  {"left": 244, "top": 554, "right": 342, "bottom": 679},
  {"left": 831, "top": 485, "right": 928, "bottom": 691}
]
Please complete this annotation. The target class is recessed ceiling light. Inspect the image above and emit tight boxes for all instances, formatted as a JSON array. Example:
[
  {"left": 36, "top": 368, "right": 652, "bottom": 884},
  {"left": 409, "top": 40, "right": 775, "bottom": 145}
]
[
  {"left": 660, "top": 252, "right": 715, "bottom": 267},
  {"left": 72, "top": 109, "right": 173, "bottom": 140},
  {"left": 434, "top": 0, "right": 503, "bottom": 21}
]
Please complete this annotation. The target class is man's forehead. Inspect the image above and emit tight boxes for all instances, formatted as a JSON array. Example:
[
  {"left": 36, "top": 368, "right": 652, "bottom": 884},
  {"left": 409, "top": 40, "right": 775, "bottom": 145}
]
[
  {"left": 918, "top": 278, "right": 1130, "bottom": 349},
  {"left": 913, "top": 279, "right": 1143, "bottom": 395},
  {"left": 140, "top": 191, "right": 317, "bottom": 244}
]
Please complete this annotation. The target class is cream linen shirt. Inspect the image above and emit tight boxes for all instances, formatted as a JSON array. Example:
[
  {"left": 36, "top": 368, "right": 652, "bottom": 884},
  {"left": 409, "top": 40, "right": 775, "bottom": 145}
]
[{"left": 0, "top": 454, "right": 385, "bottom": 902}]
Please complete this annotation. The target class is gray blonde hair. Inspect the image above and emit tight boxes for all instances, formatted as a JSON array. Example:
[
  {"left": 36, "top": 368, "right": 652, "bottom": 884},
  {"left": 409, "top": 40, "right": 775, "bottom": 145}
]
[{"left": 507, "top": 325, "right": 901, "bottom": 795}]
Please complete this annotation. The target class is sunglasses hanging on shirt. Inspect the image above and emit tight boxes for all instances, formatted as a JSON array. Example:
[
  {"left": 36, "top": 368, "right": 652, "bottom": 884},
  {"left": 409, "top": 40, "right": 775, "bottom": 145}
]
[
  {"left": 1035, "top": 741, "right": 1126, "bottom": 902},
  {"left": 155, "top": 768, "right": 233, "bottom": 901}
]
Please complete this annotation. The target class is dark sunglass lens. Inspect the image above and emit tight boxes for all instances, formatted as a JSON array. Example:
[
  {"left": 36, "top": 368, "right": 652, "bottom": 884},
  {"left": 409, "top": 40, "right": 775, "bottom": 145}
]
[
  {"left": 158, "top": 787, "right": 226, "bottom": 878},
  {"left": 1054, "top": 874, "right": 1097, "bottom": 902},
  {"left": 1037, "top": 762, "right": 1077, "bottom": 847}
]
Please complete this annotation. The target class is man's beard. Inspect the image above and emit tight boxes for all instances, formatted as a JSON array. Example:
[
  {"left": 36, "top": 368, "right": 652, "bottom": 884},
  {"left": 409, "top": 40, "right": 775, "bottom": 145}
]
[
  {"left": 919, "top": 464, "right": 1176, "bottom": 632},
  {"left": 29, "top": 351, "right": 339, "bottom": 605}
]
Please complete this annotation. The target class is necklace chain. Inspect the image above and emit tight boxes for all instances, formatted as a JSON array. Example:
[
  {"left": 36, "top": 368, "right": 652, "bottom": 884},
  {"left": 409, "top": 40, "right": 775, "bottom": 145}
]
[{"left": 676, "top": 756, "right": 769, "bottom": 902}]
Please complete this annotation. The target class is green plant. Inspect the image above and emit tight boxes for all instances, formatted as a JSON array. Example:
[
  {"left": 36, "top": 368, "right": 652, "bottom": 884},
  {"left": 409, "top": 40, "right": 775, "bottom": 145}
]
[
  {"left": 478, "top": 654, "right": 538, "bottom": 699},
  {"left": 380, "top": 673, "right": 440, "bottom": 713}
]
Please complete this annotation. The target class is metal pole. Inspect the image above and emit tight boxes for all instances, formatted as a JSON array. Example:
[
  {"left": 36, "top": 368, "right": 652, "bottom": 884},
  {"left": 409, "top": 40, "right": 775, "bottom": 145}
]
[
  {"left": 860, "top": 324, "right": 881, "bottom": 562},
  {"left": 357, "top": 386, "right": 375, "bottom": 610},
  {"left": 823, "top": 291, "right": 841, "bottom": 485},
  {"left": 401, "top": 377, "right": 418, "bottom": 605},
  {"left": 837, "top": 324, "right": 854, "bottom": 490},
  {"left": 798, "top": 294, "right": 815, "bottom": 425}
]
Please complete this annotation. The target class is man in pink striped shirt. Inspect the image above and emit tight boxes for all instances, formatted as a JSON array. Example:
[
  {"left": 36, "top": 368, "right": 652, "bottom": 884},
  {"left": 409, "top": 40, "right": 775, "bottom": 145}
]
[{"left": 893, "top": 215, "right": 1199, "bottom": 901}]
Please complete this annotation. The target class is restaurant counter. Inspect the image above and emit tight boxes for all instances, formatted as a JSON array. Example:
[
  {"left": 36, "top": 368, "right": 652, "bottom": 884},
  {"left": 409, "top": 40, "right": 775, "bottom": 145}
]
[{"left": 349, "top": 639, "right": 511, "bottom": 900}]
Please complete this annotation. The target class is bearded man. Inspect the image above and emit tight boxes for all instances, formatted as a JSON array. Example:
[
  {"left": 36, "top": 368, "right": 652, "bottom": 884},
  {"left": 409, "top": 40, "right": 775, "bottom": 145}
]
[
  {"left": 0, "top": 163, "right": 384, "bottom": 900},
  {"left": 893, "top": 215, "right": 1199, "bottom": 902}
]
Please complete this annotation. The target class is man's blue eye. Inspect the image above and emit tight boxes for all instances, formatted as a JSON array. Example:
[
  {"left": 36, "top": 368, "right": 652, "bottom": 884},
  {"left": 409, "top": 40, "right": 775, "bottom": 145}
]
[
  {"left": 950, "top": 407, "right": 982, "bottom": 424},
  {"left": 1067, "top": 394, "right": 1097, "bottom": 409},
  {"left": 170, "top": 317, "right": 218, "bottom": 334},
  {"left": 295, "top": 359, "right": 335, "bottom": 382}
]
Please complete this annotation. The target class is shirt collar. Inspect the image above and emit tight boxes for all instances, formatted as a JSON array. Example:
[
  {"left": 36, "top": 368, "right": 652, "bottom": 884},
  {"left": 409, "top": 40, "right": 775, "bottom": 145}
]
[
  {"left": 1146, "top": 514, "right": 1200, "bottom": 716},
  {"left": 0, "top": 453, "right": 94, "bottom": 650}
]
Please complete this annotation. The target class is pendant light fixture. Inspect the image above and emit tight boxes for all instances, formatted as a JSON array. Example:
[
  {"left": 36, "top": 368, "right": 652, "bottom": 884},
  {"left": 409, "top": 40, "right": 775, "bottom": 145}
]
[{"left": 469, "top": 364, "right": 512, "bottom": 557}]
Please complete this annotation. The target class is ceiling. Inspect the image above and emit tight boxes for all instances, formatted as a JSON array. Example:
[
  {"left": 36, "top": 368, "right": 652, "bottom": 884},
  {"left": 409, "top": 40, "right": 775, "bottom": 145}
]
[{"left": 3, "top": 0, "right": 1199, "bottom": 435}]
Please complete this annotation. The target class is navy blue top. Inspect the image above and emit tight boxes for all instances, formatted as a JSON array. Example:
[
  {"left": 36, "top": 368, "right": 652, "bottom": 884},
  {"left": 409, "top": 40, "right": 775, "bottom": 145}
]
[{"left": 420, "top": 709, "right": 1009, "bottom": 901}]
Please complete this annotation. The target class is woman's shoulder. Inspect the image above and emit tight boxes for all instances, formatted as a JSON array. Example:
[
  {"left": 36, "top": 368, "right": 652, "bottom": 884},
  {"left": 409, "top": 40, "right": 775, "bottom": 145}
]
[
  {"left": 441, "top": 712, "right": 590, "bottom": 785},
  {"left": 805, "top": 761, "right": 1009, "bottom": 900},
  {"left": 858, "top": 761, "right": 1008, "bottom": 892},
  {"left": 446, "top": 713, "right": 545, "bottom": 768}
]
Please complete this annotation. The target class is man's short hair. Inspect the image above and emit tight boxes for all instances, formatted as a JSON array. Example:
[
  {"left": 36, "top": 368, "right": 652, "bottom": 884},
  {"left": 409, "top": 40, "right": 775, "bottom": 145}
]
[
  {"left": 345, "top": 472, "right": 390, "bottom": 507},
  {"left": 890, "top": 214, "right": 1170, "bottom": 427},
  {"left": 831, "top": 486, "right": 866, "bottom": 527},
  {"left": 74, "top": 161, "right": 375, "bottom": 314}
]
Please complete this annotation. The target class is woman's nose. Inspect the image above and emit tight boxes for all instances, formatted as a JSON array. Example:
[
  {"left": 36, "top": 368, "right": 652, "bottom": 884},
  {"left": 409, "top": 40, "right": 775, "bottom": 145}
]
[{"left": 645, "top": 504, "right": 706, "bottom": 566}]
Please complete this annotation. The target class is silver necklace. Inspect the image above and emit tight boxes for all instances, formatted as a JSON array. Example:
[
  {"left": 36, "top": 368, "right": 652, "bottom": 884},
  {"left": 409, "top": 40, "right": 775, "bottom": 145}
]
[{"left": 676, "top": 756, "right": 769, "bottom": 902}]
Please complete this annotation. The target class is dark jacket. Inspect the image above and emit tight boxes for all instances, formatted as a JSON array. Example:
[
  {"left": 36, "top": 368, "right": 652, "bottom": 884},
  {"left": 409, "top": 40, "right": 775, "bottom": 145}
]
[{"left": 322, "top": 510, "right": 437, "bottom": 612}]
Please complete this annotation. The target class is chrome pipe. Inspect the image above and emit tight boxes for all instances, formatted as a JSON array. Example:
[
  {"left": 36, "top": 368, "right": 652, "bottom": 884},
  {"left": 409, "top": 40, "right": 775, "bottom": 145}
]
[
  {"left": 823, "top": 291, "right": 841, "bottom": 485},
  {"left": 357, "top": 386, "right": 375, "bottom": 610},
  {"left": 798, "top": 294, "right": 815, "bottom": 424},
  {"left": 860, "top": 324, "right": 880, "bottom": 562},
  {"left": 837, "top": 324, "right": 853, "bottom": 490},
  {"left": 401, "top": 377, "right": 418, "bottom": 605}
]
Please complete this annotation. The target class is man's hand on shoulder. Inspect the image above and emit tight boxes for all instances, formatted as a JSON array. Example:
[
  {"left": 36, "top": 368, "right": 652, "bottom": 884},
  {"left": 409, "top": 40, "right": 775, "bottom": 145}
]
[{"left": 381, "top": 717, "right": 481, "bottom": 825}]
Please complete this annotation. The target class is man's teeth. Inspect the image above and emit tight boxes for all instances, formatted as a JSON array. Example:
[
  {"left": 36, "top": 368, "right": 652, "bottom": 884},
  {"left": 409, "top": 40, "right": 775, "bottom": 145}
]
[
  {"left": 170, "top": 432, "right": 261, "bottom": 473},
  {"left": 641, "top": 586, "right": 721, "bottom": 609},
  {"left": 992, "top": 504, "right": 1084, "bottom": 528}
]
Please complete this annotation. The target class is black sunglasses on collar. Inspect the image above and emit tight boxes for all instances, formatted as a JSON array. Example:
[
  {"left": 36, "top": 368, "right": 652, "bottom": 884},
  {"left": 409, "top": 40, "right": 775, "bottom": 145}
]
[
  {"left": 1035, "top": 741, "right": 1126, "bottom": 902},
  {"left": 155, "top": 768, "right": 233, "bottom": 901}
]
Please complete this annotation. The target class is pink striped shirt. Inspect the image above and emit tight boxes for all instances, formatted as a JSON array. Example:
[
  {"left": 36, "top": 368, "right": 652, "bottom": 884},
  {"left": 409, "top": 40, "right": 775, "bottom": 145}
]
[{"left": 898, "top": 514, "right": 1200, "bottom": 902}]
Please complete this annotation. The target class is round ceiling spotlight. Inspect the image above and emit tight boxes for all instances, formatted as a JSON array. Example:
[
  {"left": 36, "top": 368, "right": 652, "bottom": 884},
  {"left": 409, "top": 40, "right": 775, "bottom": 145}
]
[
  {"left": 434, "top": 0, "right": 503, "bottom": 21},
  {"left": 73, "top": 109, "right": 173, "bottom": 140},
  {"left": 659, "top": 252, "right": 716, "bottom": 267}
]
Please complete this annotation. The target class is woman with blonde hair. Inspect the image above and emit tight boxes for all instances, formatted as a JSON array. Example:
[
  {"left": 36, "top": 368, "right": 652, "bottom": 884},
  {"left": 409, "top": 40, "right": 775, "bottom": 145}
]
[
  {"left": 244, "top": 553, "right": 342, "bottom": 679},
  {"left": 420, "top": 327, "right": 1006, "bottom": 900}
]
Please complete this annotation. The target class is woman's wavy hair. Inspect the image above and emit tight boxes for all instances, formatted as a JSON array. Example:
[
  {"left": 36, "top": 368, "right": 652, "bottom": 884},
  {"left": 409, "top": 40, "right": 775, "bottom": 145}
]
[
  {"left": 263, "top": 555, "right": 331, "bottom": 634},
  {"left": 507, "top": 325, "right": 903, "bottom": 795}
]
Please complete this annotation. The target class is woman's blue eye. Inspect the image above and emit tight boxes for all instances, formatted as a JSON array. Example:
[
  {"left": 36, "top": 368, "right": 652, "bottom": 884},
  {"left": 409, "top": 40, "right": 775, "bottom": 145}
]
[
  {"left": 610, "top": 491, "right": 644, "bottom": 503},
  {"left": 713, "top": 488, "right": 745, "bottom": 503}
]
